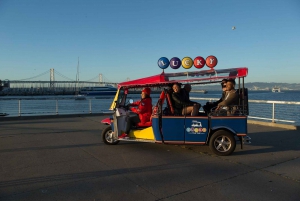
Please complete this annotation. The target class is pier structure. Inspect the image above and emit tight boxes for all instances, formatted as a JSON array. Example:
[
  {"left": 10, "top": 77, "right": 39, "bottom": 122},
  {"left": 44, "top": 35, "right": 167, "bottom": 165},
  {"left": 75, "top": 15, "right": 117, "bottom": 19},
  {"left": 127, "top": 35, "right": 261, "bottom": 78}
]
[
  {"left": 0, "top": 115, "right": 299, "bottom": 200},
  {"left": 0, "top": 69, "right": 119, "bottom": 95}
]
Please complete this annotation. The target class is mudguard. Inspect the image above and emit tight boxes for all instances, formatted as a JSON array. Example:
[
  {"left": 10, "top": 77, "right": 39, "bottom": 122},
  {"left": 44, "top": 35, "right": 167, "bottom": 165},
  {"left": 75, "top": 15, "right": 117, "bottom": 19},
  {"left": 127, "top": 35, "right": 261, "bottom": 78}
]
[{"left": 101, "top": 118, "right": 111, "bottom": 125}]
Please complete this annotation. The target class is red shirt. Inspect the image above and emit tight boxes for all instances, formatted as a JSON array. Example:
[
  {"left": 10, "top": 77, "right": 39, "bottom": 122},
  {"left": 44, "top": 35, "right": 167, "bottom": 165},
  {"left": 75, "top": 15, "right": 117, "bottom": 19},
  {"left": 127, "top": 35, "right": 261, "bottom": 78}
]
[{"left": 130, "top": 97, "right": 152, "bottom": 124}]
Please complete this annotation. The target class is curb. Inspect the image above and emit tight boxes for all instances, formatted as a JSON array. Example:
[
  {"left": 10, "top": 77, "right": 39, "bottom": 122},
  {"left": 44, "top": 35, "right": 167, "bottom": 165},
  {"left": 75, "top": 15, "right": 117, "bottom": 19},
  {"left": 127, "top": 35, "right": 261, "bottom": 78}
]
[
  {"left": 247, "top": 120, "right": 298, "bottom": 130},
  {"left": 0, "top": 113, "right": 111, "bottom": 122}
]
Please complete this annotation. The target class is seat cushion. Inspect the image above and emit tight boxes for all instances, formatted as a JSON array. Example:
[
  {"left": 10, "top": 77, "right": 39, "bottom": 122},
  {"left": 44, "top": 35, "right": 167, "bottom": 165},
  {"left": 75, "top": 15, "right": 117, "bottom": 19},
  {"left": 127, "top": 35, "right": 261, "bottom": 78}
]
[{"left": 136, "top": 121, "right": 152, "bottom": 127}]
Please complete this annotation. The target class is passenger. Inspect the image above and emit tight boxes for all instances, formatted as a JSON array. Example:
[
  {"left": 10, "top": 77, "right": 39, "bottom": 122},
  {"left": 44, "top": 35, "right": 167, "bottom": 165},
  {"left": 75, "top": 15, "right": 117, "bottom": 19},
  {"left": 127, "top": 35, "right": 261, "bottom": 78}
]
[
  {"left": 172, "top": 83, "right": 200, "bottom": 116},
  {"left": 119, "top": 87, "right": 152, "bottom": 139},
  {"left": 181, "top": 83, "right": 201, "bottom": 109},
  {"left": 216, "top": 79, "right": 238, "bottom": 111},
  {"left": 203, "top": 79, "right": 228, "bottom": 114}
]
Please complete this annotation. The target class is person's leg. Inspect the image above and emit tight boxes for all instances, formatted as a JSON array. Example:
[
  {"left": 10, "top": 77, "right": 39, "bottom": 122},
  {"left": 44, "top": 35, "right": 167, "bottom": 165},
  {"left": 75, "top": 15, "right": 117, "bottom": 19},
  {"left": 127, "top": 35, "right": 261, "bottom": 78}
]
[
  {"left": 182, "top": 106, "right": 193, "bottom": 115},
  {"left": 191, "top": 104, "right": 200, "bottom": 116},
  {"left": 125, "top": 117, "right": 133, "bottom": 134},
  {"left": 204, "top": 102, "right": 217, "bottom": 114},
  {"left": 125, "top": 114, "right": 140, "bottom": 134}
]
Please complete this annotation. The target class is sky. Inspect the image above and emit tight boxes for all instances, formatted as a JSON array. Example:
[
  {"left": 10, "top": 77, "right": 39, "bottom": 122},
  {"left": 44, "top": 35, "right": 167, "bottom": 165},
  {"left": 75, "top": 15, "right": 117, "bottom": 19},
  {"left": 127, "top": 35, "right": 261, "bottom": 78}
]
[{"left": 0, "top": 0, "right": 299, "bottom": 83}]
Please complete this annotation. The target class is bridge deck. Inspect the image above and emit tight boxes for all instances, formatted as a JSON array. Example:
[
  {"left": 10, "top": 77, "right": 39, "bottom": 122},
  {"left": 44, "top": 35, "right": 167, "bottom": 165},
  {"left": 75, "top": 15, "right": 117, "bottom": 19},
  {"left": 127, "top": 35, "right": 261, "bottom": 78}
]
[{"left": 0, "top": 116, "right": 299, "bottom": 200}]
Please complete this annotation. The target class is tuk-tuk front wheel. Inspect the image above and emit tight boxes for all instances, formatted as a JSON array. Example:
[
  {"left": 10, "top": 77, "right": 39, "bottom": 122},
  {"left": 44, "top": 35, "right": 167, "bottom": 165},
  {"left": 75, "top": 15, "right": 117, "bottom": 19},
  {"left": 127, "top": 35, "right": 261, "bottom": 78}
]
[
  {"left": 209, "top": 130, "right": 236, "bottom": 156},
  {"left": 102, "top": 126, "right": 119, "bottom": 145}
]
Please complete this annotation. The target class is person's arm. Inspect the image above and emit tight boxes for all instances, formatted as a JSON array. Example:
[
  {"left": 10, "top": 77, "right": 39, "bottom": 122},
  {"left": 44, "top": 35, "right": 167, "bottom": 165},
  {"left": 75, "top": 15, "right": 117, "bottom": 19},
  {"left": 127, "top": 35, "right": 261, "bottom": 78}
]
[
  {"left": 172, "top": 93, "right": 192, "bottom": 106},
  {"left": 130, "top": 100, "right": 140, "bottom": 107},
  {"left": 218, "top": 91, "right": 238, "bottom": 107},
  {"left": 138, "top": 98, "right": 152, "bottom": 114},
  {"left": 130, "top": 100, "right": 140, "bottom": 113},
  {"left": 215, "top": 97, "right": 222, "bottom": 105},
  {"left": 214, "top": 92, "right": 225, "bottom": 105}
]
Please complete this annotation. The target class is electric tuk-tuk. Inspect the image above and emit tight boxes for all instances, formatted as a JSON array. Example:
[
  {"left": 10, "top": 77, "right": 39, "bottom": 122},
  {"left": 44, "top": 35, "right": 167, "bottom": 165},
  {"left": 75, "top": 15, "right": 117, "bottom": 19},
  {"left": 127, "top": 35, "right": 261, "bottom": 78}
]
[{"left": 101, "top": 67, "right": 251, "bottom": 156}]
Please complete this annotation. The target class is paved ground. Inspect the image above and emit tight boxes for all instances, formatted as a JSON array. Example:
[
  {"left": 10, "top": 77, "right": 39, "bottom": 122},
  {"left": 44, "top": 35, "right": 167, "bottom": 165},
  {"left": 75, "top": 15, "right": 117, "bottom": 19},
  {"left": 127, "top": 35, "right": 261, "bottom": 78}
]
[{"left": 0, "top": 116, "right": 299, "bottom": 201}]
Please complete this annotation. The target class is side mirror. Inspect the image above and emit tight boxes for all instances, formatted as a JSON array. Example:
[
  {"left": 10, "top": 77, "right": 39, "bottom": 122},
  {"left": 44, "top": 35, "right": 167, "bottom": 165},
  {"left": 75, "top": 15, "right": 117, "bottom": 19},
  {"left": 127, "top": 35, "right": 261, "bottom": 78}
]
[{"left": 129, "top": 99, "right": 133, "bottom": 104}]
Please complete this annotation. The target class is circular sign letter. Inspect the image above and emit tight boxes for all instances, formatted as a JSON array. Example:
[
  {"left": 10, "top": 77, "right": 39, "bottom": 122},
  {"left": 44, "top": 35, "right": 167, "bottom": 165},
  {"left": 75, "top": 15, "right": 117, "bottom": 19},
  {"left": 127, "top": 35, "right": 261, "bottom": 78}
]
[
  {"left": 193, "top": 56, "right": 205, "bottom": 69},
  {"left": 182, "top": 57, "right": 193, "bottom": 69},
  {"left": 170, "top": 57, "right": 182, "bottom": 69},
  {"left": 157, "top": 57, "right": 170, "bottom": 69},
  {"left": 206, "top": 55, "right": 218, "bottom": 68}
]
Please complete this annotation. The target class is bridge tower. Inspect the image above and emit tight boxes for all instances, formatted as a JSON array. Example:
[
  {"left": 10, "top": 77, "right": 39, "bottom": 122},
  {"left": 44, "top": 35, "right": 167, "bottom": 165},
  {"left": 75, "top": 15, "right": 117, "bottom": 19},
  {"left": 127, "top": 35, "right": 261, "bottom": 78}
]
[
  {"left": 99, "top": 74, "right": 103, "bottom": 83},
  {"left": 50, "top": 68, "right": 55, "bottom": 90}
]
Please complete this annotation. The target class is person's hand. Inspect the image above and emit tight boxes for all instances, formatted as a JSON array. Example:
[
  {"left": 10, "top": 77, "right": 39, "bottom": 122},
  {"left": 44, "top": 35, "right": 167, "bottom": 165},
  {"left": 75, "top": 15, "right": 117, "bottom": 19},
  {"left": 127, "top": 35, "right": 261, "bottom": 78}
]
[{"left": 125, "top": 104, "right": 131, "bottom": 110}]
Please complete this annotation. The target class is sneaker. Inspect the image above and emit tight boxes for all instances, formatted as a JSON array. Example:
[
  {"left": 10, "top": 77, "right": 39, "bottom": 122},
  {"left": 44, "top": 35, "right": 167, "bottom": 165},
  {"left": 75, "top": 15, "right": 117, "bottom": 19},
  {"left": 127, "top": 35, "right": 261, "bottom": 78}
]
[{"left": 118, "top": 133, "right": 129, "bottom": 139}]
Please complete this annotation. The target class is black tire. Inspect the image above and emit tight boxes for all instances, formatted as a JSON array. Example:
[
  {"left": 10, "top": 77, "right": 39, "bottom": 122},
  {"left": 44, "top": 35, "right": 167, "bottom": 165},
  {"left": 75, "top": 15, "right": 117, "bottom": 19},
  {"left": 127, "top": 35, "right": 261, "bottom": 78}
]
[
  {"left": 101, "top": 126, "right": 119, "bottom": 145},
  {"left": 209, "top": 130, "right": 236, "bottom": 156}
]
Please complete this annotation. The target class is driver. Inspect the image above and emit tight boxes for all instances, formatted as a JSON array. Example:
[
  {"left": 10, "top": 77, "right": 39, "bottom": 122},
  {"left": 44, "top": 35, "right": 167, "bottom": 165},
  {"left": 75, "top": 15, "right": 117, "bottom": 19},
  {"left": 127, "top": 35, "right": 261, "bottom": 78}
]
[{"left": 119, "top": 87, "right": 152, "bottom": 139}]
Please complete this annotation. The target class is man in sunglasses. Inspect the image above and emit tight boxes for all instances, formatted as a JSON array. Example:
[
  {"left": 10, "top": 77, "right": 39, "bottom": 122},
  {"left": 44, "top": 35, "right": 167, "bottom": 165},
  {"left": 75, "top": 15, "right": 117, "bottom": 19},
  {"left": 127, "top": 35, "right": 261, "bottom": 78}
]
[
  {"left": 203, "top": 79, "right": 228, "bottom": 114},
  {"left": 216, "top": 79, "right": 239, "bottom": 112}
]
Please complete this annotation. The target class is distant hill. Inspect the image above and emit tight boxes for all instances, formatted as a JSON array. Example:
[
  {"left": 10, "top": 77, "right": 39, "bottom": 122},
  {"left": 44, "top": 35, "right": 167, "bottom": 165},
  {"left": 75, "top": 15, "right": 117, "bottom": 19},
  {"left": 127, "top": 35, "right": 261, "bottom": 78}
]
[
  {"left": 244, "top": 82, "right": 300, "bottom": 91},
  {"left": 193, "top": 82, "right": 300, "bottom": 91}
]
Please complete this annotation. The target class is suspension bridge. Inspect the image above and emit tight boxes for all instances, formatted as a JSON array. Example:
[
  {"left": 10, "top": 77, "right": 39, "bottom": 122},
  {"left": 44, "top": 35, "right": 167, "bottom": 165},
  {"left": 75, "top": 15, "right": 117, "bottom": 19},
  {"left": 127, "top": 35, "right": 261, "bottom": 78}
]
[{"left": 0, "top": 69, "right": 124, "bottom": 95}]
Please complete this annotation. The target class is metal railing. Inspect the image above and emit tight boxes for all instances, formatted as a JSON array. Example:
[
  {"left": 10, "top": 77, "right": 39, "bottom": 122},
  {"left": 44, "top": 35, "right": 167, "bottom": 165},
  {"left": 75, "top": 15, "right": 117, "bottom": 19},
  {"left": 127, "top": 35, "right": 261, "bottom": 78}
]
[
  {"left": 191, "top": 97, "right": 300, "bottom": 125},
  {"left": 0, "top": 97, "right": 114, "bottom": 117},
  {"left": 1, "top": 97, "right": 300, "bottom": 126}
]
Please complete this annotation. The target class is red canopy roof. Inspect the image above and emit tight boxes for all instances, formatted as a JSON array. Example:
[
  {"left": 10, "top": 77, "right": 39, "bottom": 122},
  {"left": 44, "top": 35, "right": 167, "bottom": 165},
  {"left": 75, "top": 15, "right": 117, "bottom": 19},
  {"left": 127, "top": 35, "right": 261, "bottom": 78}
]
[{"left": 118, "top": 67, "right": 248, "bottom": 88}]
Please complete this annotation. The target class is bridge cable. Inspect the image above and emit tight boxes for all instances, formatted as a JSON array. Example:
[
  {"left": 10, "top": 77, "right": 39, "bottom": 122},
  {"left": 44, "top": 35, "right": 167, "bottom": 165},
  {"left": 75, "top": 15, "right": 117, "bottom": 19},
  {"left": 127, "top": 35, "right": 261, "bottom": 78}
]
[{"left": 16, "top": 70, "right": 50, "bottom": 81}]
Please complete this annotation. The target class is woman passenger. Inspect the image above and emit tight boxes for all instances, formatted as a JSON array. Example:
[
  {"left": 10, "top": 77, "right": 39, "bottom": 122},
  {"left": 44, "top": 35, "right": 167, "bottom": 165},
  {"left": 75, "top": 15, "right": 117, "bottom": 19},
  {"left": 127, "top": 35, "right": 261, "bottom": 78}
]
[{"left": 171, "top": 84, "right": 200, "bottom": 116}]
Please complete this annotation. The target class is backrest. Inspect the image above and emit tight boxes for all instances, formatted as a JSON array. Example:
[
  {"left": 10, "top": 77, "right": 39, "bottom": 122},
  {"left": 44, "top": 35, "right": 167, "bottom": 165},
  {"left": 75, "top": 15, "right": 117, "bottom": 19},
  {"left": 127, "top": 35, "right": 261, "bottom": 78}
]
[
  {"left": 159, "top": 90, "right": 165, "bottom": 105},
  {"left": 165, "top": 89, "right": 175, "bottom": 115},
  {"left": 236, "top": 88, "right": 249, "bottom": 115},
  {"left": 152, "top": 91, "right": 166, "bottom": 117}
]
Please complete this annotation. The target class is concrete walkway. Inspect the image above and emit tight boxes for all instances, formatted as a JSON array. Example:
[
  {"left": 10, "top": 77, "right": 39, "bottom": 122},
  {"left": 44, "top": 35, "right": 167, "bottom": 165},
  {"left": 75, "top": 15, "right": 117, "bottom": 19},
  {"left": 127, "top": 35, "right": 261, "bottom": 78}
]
[{"left": 0, "top": 116, "right": 299, "bottom": 201}]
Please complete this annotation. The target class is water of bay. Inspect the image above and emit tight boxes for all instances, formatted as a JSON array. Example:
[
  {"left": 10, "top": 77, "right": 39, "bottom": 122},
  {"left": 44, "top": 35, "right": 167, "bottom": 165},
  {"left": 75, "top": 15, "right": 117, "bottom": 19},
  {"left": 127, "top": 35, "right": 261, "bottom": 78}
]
[{"left": 1, "top": 90, "right": 299, "bottom": 125}]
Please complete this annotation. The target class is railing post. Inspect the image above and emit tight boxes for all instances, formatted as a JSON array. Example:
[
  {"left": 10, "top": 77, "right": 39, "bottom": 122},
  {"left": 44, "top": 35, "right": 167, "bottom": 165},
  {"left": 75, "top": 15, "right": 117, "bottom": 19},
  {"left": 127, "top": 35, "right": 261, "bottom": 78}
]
[
  {"left": 56, "top": 100, "right": 58, "bottom": 115},
  {"left": 89, "top": 99, "right": 92, "bottom": 114},
  {"left": 18, "top": 99, "right": 21, "bottom": 117},
  {"left": 272, "top": 103, "right": 275, "bottom": 123}
]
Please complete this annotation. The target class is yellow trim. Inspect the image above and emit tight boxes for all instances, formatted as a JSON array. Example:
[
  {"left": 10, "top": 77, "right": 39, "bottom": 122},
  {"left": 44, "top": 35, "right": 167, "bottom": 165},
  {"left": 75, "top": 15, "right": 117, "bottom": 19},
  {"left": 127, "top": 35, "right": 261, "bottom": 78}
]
[
  {"left": 109, "top": 89, "right": 120, "bottom": 110},
  {"left": 129, "top": 127, "right": 155, "bottom": 140}
]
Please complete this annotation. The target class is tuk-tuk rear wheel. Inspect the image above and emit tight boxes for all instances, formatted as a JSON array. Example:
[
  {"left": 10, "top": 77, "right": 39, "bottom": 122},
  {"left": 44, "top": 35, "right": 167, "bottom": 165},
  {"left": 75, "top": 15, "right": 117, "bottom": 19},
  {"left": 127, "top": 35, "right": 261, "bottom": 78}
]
[
  {"left": 209, "top": 130, "right": 236, "bottom": 156},
  {"left": 102, "top": 126, "right": 119, "bottom": 145}
]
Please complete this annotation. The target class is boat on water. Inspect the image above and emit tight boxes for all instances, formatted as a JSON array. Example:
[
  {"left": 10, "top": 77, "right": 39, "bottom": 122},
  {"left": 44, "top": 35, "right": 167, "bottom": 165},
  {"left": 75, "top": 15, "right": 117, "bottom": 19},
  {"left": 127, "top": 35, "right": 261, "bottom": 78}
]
[
  {"left": 74, "top": 94, "right": 87, "bottom": 100},
  {"left": 272, "top": 87, "right": 281, "bottom": 93},
  {"left": 79, "top": 86, "right": 117, "bottom": 96},
  {"left": 191, "top": 90, "right": 208, "bottom": 94}
]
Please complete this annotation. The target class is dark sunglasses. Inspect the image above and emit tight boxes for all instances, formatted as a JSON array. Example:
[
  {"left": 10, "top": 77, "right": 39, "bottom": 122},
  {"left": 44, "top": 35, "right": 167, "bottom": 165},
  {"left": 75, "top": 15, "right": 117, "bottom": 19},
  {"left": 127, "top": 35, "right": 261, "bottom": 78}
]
[{"left": 222, "top": 84, "right": 226, "bottom": 88}]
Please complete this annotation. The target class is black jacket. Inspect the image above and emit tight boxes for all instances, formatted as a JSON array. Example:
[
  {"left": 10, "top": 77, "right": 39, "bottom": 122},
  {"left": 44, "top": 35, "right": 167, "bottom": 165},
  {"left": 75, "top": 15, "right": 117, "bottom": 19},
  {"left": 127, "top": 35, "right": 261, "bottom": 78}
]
[{"left": 172, "top": 91, "right": 193, "bottom": 114}]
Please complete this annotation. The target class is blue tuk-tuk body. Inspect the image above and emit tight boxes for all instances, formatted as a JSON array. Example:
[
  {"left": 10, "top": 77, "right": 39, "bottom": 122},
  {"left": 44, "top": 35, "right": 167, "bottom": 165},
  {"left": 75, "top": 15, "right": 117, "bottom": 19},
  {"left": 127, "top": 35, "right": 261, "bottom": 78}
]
[
  {"left": 151, "top": 116, "right": 248, "bottom": 144},
  {"left": 101, "top": 67, "right": 251, "bottom": 156}
]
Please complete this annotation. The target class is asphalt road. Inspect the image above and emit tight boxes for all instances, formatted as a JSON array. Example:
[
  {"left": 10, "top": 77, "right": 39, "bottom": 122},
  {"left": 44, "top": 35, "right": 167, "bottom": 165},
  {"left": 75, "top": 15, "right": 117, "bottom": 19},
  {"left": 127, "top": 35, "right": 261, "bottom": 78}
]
[{"left": 0, "top": 116, "right": 299, "bottom": 201}]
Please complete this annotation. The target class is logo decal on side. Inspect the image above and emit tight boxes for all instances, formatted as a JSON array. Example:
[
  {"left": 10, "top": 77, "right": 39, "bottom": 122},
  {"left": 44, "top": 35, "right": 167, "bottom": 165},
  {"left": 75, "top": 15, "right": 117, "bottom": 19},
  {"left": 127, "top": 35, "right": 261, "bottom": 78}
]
[{"left": 186, "top": 120, "right": 207, "bottom": 134}]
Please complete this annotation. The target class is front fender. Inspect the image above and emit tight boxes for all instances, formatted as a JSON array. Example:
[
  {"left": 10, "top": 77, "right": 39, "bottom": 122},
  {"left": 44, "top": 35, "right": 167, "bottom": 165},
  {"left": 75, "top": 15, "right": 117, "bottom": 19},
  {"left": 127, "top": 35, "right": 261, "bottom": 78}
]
[{"left": 101, "top": 117, "right": 111, "bottom": 125}]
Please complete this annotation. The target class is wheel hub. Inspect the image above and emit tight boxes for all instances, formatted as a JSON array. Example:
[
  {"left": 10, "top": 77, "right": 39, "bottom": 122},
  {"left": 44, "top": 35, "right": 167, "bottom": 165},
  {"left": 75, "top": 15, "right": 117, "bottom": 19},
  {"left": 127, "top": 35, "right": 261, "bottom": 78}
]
[{"left": 214, "top": 136, "right": 231, "bottom": 152}]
